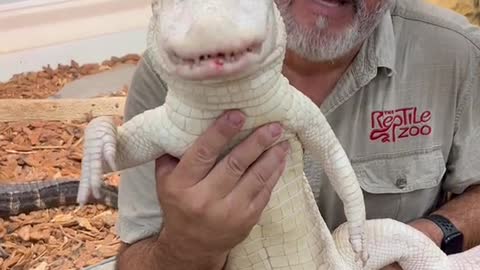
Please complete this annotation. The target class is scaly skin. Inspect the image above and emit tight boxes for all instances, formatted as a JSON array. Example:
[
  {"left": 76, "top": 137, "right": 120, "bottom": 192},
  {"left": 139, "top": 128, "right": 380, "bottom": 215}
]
[
  {"left": 77, "top": 0, "right": 480, "bottom": 269},
  {"left": 333, "top": 219, "right": 480, "bottom": 270}
]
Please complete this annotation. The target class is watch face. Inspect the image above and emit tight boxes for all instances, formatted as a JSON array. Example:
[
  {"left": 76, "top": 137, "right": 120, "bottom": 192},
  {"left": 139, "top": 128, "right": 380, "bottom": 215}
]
[{"left": 443, "top": 233, "right": 464, "bottom": 255}]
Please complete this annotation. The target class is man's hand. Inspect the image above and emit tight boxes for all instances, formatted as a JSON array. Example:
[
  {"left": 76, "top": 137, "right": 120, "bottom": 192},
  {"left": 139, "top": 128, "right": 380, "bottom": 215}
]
[
  {"left": 116, "top": 110, "right": 290, "bottom": 270},
  {"left": 155, "top": 110, "right": 290, "bottom": 266}
]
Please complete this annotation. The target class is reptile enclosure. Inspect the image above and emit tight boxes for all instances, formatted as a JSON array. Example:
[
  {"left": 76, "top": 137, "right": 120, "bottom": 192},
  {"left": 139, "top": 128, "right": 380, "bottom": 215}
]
[
  {"left": 0, "top": 0, "right": 149, "bottom": 269},
  {"left": 0, "top": 0, "right": 479, "bottom": 269}
]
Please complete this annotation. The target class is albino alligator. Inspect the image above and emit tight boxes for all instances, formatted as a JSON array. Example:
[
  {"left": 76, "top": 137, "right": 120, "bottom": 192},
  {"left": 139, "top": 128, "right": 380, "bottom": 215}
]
[{"left": 76, "top": 0, "right": 480, "bottom": 269}]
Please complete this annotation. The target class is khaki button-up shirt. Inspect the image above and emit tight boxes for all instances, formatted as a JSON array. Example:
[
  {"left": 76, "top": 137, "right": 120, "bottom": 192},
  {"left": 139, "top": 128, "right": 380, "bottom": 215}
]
[{"left": 116, "top": 0, "right": 480, "bottom": 244}]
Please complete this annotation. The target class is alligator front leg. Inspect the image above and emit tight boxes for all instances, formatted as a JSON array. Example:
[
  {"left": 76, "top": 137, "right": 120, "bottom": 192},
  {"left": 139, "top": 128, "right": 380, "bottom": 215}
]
[
  {"left": 289, "top": 90, "right": 369, "bottom": 266},
  {"left": 77, "top": 106, "right": 167, "bottom": 206}
]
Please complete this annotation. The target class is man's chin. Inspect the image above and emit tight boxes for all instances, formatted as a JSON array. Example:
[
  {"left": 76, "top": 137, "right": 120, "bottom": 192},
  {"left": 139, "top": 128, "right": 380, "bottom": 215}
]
[
  {"left": 286, "top": 38, "right": 360, "bottom": 62},
  {"left": 284, "top": 18, "right": 362, "bottom": 62},
  {"left": 279, "top": 0, "right": 394, "bottom": 62}
]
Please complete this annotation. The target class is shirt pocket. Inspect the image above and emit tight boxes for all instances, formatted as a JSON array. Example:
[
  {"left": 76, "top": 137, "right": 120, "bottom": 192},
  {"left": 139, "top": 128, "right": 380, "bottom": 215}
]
[
  {"left": 352, "top": 147, "right": 446, "bottom": 194},
  {"left": 351, "top": 147, "right": 447, "bottom": 221}
]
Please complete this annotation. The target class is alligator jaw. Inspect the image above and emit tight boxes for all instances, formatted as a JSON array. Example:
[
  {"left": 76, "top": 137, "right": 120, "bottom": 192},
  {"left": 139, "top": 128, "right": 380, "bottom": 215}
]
[{"left": 169, "top": 42, "right": 263, "bottom": 80}]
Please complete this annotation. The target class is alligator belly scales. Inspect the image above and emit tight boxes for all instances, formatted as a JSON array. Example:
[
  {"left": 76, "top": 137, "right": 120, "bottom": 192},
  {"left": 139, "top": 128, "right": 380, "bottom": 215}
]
[{"left": 75, "top": 0, "right": 480, "bottom": 269}]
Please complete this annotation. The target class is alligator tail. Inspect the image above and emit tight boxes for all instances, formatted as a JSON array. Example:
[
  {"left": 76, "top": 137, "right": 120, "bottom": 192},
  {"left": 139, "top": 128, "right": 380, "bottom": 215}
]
[{"left": 447, "top": 245, "right": 480, "bottom": 270}]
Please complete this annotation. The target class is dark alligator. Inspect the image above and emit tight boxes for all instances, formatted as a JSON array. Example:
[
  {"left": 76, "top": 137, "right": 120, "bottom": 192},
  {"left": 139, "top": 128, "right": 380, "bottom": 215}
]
[
  {"left": 0, "top": 179, "right": 118, "bottom": 259},
  {"left": 0, "top": 179, "right": 118, "bottom": 218}
]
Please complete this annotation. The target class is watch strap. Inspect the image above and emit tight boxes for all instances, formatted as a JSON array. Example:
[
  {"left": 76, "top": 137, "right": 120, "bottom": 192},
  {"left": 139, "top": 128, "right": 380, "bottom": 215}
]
[
  {"left": 423, "top": 214, "right": 463, "bottom": 254},
  {"left": 423, "top": 214, "right": 458, "bottom": 237}
]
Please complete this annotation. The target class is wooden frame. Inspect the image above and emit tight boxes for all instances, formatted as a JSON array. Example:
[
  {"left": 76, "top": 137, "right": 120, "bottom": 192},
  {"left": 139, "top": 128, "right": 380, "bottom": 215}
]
[{"left": 0, "top": 97, "right": 126, "bottom": 122}]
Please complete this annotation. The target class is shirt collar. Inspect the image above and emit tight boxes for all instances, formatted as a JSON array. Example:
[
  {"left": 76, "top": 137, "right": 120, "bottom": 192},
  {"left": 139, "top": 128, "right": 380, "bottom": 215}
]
[
  {"left": 372, "top": 9, "right": 397, "bottom": 76},
  {"left": 320, "top": 10, "right": 397, "bottom": 114}
]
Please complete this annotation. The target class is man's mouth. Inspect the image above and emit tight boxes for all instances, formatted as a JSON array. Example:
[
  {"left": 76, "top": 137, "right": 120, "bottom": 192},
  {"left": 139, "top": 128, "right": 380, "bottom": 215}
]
[
  {"left": 313, "top": 0, "right": 352, "bottom": 7},
  {"left": 168, "top": 42, "right": 263, "bottom": 80},
  {"left": 306, "top": 0, "right": 356, "bottom": 19}
]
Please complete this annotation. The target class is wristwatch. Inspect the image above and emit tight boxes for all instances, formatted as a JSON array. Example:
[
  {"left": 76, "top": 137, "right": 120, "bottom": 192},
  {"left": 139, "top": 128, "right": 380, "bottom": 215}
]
[{"left": 423, "top": 214, "right": 464, "bottom": 255}]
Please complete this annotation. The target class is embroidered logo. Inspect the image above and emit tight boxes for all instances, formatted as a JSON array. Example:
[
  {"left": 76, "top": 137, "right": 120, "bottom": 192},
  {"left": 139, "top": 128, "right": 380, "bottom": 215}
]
[{"left": 370, "top": 107, "right": 432, "bottom": 143}]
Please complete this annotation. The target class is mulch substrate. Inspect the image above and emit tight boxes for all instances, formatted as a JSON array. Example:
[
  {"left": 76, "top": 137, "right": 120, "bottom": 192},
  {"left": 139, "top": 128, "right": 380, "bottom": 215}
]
[{"left": 0, "top": 54, "right": 137, "bottom": 270}]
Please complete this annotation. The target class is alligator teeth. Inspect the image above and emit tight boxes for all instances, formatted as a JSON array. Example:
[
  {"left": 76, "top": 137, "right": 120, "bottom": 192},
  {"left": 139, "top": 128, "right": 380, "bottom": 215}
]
[{"left": 173, "top": 42, "right": 262, "bottom": 66}]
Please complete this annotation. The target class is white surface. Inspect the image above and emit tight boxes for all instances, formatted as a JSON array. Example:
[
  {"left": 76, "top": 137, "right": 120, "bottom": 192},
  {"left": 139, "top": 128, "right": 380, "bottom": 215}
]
[
  {"left": 0, "top": 0, "right": 28, "bottom": 4},
  {"left": 53, "top": 63, "right": 137, "bottom": 99},
  {"left": 0, "top": 0, "right": 151, "bottom": 82},
  {"left": 0, "top": 28, "right": 146, "bottom": 82},
  {"left": 0, "top": 0, "right": 79, "bottom": 11},
  {"left": 83, "top": 256, "right": 116, "bottom": 270},
  {"left": 0, "top": 0, "right": 31, "bottom": 5},
  {"left": 0, "top": 0, "right": 151, "bottom": 53}
]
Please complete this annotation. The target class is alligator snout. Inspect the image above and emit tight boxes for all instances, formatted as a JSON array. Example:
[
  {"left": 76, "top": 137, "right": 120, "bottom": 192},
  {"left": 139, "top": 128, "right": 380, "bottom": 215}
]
[
  {"left": 155, "top": 0, "right": 272, "bottom": 80},
  {"left": 165, "top": 14, "right": 266, "bottom": 61}
]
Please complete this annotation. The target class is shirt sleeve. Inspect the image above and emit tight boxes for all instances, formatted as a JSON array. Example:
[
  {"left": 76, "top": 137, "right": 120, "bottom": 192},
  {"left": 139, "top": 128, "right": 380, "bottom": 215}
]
[
  {"left": 443, "top": 53, "right": 480, "bottom": 194},
  {"left": 115, "top": 54, "right": 168, "bottom": 244}
]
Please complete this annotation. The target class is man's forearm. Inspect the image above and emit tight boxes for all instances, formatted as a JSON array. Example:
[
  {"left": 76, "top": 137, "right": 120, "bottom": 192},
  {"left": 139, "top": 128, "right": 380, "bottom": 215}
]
[
  {"left": 410, "top": 184, "right": 480, "bottom": 250},
  {"left": 115, "top": 230, "right": 227, "bottom": 270},
  {"left": 434, "top": 184, "right": 480, "bottom": 249}
]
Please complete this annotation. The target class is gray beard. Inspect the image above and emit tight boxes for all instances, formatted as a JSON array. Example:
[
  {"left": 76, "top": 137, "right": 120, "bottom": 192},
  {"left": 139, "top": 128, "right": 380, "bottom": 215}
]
[{"left": 276, "top": 0, "right": 393, "bottom": 62}]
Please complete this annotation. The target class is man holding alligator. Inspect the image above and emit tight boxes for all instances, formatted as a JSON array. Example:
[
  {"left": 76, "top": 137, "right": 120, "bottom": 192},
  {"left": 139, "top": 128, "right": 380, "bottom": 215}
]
[{"left": 113, "top": 0, "right": 480, "bottom": 269}]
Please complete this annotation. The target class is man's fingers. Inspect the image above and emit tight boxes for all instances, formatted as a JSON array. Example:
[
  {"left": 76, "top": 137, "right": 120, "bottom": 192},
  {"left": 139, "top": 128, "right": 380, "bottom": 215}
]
[
  {"left": 175, "top": 111, "right": 245, "bottom": 186},
  {"left": 203, "top": 123, "right": 284, "bottom": 198},
  {"left": 156, "top": 155, "right": 179, "bottom": 181},
  {"left": 229, "top": 141, "right": 290, "bottom": 210},
  {"left": 249, "top": 155, "right": 287, "bottom": 217},
  {"left": 155, "top": 154, "right": 180, "bottom": 195}
]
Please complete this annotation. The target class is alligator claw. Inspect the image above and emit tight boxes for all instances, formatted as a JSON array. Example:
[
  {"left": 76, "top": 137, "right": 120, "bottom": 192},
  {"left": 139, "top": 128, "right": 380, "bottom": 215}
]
[
  {"left": 77, "top": 116, "right": 118, "bottom": 206},
  {"left": 351, "top": 232, "right": 369, "bottom": 267}
]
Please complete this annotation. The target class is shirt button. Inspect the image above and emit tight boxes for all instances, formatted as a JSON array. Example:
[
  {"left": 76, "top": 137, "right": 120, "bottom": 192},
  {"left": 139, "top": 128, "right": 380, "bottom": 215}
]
[{"left": 396, "top": 177, "right": 407, "bottom": 189}]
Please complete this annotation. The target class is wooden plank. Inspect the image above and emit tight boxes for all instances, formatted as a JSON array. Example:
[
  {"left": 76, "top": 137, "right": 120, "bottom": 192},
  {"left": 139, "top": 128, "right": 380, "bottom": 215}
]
[{"left": 0, "top": 97, "right": 126, "bottom": 122}]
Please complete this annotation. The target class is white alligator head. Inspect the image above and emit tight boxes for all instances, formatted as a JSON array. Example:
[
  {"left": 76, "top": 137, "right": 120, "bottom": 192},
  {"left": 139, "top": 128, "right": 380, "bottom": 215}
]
[{"left": 146, "top": 0, "right": 287, "bottom": 85}]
